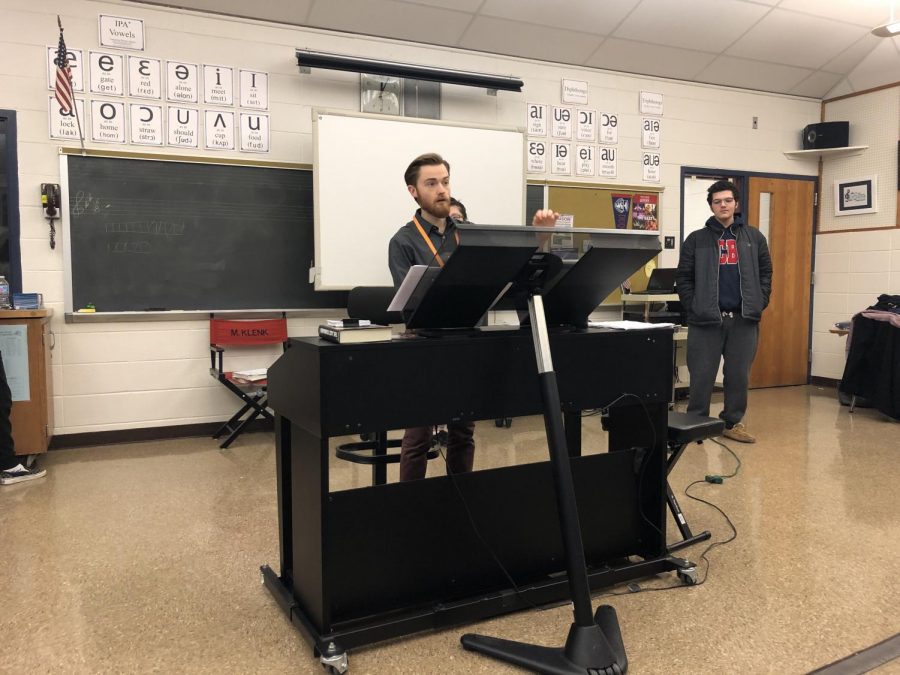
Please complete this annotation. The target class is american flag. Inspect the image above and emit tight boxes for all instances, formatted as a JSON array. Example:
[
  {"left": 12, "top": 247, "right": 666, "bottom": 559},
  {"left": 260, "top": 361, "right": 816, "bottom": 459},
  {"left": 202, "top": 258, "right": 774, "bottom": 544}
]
[{"left": 54, "top": 18, "right": 74, "bottom": 115}]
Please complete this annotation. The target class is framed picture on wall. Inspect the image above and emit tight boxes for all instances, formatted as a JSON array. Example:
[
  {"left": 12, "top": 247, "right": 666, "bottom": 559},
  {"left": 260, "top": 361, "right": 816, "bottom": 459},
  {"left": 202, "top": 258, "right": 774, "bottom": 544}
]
[{"left": 834, "top": 176, "right": 877, "bottom": 216}]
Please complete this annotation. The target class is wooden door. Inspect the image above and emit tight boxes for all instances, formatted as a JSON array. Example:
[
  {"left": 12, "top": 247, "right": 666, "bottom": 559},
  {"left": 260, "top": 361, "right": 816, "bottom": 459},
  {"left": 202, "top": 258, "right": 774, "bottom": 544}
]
[{"left": 745, "top": 177, "right": 814, "bottom": 388}]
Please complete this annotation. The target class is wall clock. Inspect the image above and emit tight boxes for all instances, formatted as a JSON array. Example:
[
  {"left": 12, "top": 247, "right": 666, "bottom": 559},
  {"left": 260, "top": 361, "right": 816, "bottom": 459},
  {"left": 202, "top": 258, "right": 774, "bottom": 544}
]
[{"left": 360, "top": 74, "right": 401, "bottom": 115}]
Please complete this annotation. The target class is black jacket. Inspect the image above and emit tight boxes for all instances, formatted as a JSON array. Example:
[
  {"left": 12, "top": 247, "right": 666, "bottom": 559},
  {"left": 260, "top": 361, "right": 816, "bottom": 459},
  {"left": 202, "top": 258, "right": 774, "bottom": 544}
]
[{"left": 676, "top": 216, "right": 772, "bottom": 326}]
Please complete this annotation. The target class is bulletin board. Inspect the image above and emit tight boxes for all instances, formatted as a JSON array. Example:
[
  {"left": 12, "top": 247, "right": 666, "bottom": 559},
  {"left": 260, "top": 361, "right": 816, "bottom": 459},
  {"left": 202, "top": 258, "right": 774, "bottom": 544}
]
[{"left": 545, "top": 182, "right": 664, "bottom": 303}]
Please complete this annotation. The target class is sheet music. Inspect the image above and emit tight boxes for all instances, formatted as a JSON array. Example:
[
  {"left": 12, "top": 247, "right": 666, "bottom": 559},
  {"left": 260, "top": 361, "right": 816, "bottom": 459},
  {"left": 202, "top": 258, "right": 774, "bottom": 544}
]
[
  {"left": 387, "top": 265, "right": 427, "bottom": 312},
  {"left": 588, "top": 320, "right": 675, "bottom": 330}
]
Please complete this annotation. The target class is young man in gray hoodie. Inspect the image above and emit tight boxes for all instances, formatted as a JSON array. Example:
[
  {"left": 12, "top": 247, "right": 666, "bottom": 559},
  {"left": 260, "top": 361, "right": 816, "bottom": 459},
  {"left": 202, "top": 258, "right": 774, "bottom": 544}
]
[{"left": 676, "top": 180, "right": 772, "bottom": 443}]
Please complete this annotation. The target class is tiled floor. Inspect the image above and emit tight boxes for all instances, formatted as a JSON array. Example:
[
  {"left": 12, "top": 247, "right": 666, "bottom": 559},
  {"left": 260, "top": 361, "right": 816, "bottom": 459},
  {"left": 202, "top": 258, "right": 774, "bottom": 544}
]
[{"left": 1, "top": 386, "right": 898, "bottom": 674}]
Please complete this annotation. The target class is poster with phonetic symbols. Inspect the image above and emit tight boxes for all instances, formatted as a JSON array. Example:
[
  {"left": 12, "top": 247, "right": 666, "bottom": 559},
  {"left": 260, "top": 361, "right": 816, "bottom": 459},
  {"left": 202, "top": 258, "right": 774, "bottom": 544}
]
[
  {"left": 527, "top": 139, "right": 547, "bottom": 173},
  {"left": 551, "top": 106, "right": 573, "bottom": 139},
  {"left": 598, "top": 112, "right": 618, "bottom": 144},
  {"left": 526, "top": 103, "right": 547, "bottom": 136},
  {"left": 576, "top": 109, "right": 596, "bottom": 142},
  {"left": 575, "top": 145, "right": 595, "bottom": 176},
  {"left": 551, "top": 142, "right": 572, "bottom": 175}
]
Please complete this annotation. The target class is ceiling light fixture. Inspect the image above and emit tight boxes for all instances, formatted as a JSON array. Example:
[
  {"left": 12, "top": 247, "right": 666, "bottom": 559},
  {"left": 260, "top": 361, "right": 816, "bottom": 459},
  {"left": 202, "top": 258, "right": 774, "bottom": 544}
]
[
  {"left": 872, "top": 2, "right": 899, "bottom": 36},
  {"left": 871, "top": 19, "right": 900, "bottom": 36}
]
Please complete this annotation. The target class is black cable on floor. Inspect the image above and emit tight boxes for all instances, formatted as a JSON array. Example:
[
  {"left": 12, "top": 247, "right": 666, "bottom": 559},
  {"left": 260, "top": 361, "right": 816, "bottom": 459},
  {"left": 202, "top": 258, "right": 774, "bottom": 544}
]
[{"left": 593, "top": 437, "right": 741, "bottom": 598}]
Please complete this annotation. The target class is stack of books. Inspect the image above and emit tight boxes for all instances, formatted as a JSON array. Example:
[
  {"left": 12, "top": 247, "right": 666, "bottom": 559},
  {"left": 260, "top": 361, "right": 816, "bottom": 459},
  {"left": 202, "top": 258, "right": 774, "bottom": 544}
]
[
  {"left": 231, "top": 368, "right": 268, "bottom": 383},
  {"left": 13, "top": 293, "right": 43, "bottom": 310},
  {"left": 318, "top": 319, "right": 392, "bottom": 344}
]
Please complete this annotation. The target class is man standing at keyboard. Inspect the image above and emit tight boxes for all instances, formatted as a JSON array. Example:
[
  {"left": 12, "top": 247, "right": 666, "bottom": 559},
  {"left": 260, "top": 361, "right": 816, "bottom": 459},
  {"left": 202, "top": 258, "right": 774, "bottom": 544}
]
[
  {"left": 676, "top": 180, "right": 772, "bottom": 444},
  {"left": 388, "top": 153, "right": 557, "bottom": 480}
]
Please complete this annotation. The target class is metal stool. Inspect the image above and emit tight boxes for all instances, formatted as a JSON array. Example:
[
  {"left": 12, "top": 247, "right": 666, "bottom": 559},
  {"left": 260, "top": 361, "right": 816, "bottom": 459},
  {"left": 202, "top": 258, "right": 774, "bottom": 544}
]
[
  {"left": 336, "top": 430, "right": 441, "bottom": 486},
  {"left": 666, "top": 411, "right": 725, "bottom": 553}
]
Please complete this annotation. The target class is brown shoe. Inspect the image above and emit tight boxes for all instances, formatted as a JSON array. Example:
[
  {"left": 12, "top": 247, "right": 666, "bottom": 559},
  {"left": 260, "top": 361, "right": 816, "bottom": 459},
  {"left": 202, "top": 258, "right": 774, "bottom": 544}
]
[{"left": 723, "top": 422, "right": 756, "bottom": 444}]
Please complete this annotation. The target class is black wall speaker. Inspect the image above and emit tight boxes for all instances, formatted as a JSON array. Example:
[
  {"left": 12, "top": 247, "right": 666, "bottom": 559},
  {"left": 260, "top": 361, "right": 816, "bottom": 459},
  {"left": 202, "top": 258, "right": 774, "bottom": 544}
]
[{"left": 802, "top": 121, "right": 849, "bottom": 150}]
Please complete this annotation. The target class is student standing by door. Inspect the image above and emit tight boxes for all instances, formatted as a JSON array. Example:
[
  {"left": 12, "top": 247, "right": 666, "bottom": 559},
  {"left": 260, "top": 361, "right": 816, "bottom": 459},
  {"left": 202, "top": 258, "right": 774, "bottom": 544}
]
[{"left": 676, "top": 180, "right": 772, "bottom": 443}]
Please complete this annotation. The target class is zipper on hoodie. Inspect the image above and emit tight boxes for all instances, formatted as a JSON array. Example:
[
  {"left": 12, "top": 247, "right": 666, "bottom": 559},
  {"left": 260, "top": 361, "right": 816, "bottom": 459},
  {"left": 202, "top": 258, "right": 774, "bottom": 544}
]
[
  {"left": 736, "top": 226, "right": 745, "bottom": 319},
  {"left": 712, "top": 226, "right": 722, "bottom": 325}
]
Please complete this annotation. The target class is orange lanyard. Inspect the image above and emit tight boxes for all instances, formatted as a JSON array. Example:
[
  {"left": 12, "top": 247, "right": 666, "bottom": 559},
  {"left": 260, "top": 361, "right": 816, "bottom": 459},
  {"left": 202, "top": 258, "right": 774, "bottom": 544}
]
[{"left": 413, "top": 215, "right": 459, "bottom": 267}]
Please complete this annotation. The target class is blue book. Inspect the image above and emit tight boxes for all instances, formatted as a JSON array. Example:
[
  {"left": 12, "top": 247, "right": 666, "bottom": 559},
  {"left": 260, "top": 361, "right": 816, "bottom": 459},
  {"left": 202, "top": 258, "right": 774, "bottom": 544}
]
[{"left": 12, "top": 293, "right": 43, "bottom": 309}]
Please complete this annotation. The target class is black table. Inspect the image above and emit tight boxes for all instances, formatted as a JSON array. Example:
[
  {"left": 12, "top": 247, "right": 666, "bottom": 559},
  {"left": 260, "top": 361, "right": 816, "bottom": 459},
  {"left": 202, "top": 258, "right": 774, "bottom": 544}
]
[{"left": 261, "top": 327, "right": 694, "bottom": 667}]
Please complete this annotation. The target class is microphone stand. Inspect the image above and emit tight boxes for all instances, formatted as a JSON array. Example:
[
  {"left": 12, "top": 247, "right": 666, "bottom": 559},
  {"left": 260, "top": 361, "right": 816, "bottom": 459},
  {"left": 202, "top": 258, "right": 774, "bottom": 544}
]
[{"left": 460, "top": 292, "right": 628, "bottom": 675}]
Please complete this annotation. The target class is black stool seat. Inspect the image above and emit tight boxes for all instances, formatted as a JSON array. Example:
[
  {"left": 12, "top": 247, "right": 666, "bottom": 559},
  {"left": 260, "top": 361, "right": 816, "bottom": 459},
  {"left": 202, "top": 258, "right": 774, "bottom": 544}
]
[{"left": 667, "top": 412, "right": 725, "bottom": 445}]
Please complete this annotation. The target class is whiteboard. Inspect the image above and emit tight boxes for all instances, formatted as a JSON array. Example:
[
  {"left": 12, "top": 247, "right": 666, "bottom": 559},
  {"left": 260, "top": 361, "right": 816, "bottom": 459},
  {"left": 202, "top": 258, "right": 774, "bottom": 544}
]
[{"left": 313, "top": 111, "right": 525, "bottom": 290}]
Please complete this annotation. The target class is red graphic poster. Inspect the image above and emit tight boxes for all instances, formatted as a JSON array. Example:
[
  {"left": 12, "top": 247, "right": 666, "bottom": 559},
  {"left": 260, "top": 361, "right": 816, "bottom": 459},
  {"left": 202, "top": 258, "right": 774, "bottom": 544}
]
[{"left": 631, "top": 193, "right": 658, "bottom": 230}]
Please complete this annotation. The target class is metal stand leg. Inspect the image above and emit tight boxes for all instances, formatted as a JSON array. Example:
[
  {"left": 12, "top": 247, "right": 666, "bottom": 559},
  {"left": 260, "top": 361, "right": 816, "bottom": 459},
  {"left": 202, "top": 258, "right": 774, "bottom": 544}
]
[
  {"left": 666, "top": 482, "right": 712, "bottom": 553},
  {"left": 461, "top": 294, "right": 628, "bottom": 675}
]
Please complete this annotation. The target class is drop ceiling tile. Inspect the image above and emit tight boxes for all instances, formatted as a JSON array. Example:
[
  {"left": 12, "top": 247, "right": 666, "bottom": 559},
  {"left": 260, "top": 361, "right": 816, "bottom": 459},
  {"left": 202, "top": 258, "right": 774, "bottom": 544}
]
[
  {"left": 823, "top": 77, "right": 855, "bottom": 99},
  {"left": 459, "top": 16, "right": 604, "bottom": 64},
  {"left": 585, "top": 38, "right": 717, "bottom": 80},
  {"left": 612, "top": 0, "right": 771, "bottom": 53},
  {"left": 400, "top": 0, "right": 484, "bottom": 11},
  {"left": 727, "top": 9, "right": 869, "bottom": 69},
  {"left": 136, "top": 0, "right": 316, "bottom": 24},
  {"left": 478, "top": 0, "right": 640, "bottom": 33},
  {"left": 823, "top": 33, "right": 885, "bottom": 73},
  {"left": 777, "top": 0, "right": 893, "bottom": 28},
  {"left": 846, "top": 38, "right": 900, "bottom": 91},
  {"left": 307, "top": 0, "right": 471, "bottom": 43},
  {"left": 790, "top": 71, "right": 846, "bottom": 98},
  {"left": 697, "top": 55, "right": 813, "bottom": 94}
]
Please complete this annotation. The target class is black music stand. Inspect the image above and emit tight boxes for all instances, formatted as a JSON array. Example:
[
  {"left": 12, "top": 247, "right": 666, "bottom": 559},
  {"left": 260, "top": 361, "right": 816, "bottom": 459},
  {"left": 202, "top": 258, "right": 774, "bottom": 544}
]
[{"left": 403, "top": 225, "right": 660, "bottom": 674}]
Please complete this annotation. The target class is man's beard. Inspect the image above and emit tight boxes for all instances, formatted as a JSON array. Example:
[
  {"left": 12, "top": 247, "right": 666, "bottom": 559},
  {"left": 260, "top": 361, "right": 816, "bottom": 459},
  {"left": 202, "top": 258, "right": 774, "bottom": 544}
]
[{"left": 423, "top": 197, "right": 450, "bottom": 219}]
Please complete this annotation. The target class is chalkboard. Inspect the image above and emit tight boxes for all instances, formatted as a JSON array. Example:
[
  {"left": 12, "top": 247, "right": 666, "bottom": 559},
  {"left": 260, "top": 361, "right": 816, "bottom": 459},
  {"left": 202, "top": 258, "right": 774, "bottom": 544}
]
[{"left": 64, "top": 154, "right": 348, "bottom": 312}]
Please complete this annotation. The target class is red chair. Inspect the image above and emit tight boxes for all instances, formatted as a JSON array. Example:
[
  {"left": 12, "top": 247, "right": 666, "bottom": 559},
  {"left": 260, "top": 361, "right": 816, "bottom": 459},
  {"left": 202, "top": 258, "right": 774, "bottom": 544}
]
[{"left": 209, "top": 315, "right": 288, "bottom": 448}]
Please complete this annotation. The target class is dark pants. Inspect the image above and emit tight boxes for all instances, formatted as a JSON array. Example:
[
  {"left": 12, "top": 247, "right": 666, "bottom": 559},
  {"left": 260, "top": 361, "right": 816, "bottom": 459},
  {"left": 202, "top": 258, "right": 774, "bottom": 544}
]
[
  {"left": 0, "top": 352, "right": 18, "bottom": 471},
  {"left": 687, "top": 315, "right": 759, "bottom": 427},
  {"left": 399, "top": 422, "right": 475, "bottom": 482}
]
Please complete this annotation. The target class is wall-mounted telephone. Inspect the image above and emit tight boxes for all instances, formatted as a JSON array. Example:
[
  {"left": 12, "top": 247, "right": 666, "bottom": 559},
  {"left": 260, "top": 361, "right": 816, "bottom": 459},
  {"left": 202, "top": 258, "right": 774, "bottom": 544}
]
[
  {"left": 41, "top": 183, "right": 61, "bottom": 217},
  {"left": 40, "top": 183, "right": 61, "bottom": 249}
]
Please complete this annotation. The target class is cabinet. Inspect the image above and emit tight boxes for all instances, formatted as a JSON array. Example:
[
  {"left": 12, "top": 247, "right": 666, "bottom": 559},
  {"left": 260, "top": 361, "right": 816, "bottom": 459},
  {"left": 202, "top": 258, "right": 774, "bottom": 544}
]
[{"left": 0, "top": 309, "right": 54, "bottom": 456}]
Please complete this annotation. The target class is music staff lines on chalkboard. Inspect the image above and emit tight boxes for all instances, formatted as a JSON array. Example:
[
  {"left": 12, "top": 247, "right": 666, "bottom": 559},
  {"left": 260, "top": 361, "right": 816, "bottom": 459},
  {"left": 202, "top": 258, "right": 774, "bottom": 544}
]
[
  {"left": 105, "top": 222, "right": 186, "bottom": 237},
  {"left": 82, "top": 200, "right": 304, "bottom": 222},
  {"left": 108, "top": 241, "right": 152, "bottom": 254}
]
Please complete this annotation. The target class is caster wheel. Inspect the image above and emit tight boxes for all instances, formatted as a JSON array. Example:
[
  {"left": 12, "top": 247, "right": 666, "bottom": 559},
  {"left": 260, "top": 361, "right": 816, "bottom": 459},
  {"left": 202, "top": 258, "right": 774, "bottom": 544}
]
[
  {"left": 503, "top": 417, "right": 512, "bottom": 428},
  {"left": 494, "top": 418, "right": 504, "bottom": 428},
  {"left": 320, "top": 643, "right": 348, "bottom": 674},
  {"left": 320, "top": 654, "right": 348, "bottom": 674},
  {"left": 677, "top": 566, "right": 698, "bottom": 585}
]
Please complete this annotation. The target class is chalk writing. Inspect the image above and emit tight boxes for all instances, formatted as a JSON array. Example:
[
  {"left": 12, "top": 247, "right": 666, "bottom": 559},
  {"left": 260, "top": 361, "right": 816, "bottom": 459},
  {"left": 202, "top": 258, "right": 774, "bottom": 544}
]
[
  {"left": 72, "top": 191, "right": 110, "bottom": 216},
  {"left": 108, "top": 241, "right": 151, "bottom": 253},
  {"left": 105, "top": 221, "right": 185, "bottom": 237}
]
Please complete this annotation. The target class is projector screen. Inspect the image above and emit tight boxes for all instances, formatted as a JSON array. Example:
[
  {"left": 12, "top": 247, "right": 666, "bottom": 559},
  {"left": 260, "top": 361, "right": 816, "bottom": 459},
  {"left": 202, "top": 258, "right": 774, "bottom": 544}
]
[{"left": 313, "top": 111, "right": 525, "bottom": 290}]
